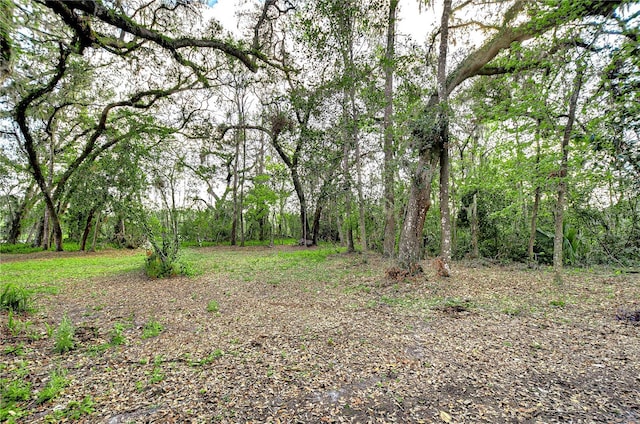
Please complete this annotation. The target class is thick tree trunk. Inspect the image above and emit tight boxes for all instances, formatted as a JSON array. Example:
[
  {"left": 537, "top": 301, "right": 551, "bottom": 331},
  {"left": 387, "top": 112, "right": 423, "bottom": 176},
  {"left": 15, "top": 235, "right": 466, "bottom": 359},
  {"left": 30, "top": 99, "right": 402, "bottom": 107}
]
[
  {"left": 398, "top": 152, "right": 439, "bottom": 269},
  {"left": 553, "top": 68, "right": 583, "bottom": 280},
  {"left": 382, "top": 0, "right": 398, "bottom": 258},
  {"left": 7, "top": 187, "right": 35, "bottom": 244}
]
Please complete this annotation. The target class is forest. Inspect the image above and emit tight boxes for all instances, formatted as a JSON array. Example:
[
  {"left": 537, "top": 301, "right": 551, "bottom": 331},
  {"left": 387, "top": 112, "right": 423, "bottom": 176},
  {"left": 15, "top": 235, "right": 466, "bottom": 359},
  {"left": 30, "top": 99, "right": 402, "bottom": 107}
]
[
  {"left": 0, "top": 0, "right": 638, "bottom": 273},
  {"left": 0, "top": 1, "right": 639, "bottom": 422}
]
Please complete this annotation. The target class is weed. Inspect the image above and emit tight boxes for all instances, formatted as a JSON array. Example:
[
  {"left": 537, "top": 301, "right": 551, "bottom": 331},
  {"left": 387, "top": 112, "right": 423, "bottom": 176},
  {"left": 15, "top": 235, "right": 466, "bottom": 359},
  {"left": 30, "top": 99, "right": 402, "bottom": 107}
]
[
  {"left": 206, "top": 300, "right": 220, "bottom": 313},
  {"left": 109, "top": 322, "right": 127, "bottom": 346},
  {"left": 141, "top": 318, "right": 164, "bottom": 339},
  {"left": 190, "top": 350, "right": 223, "bottom": 367},
  {"left": 54, "top": 315, "right": 75, "bottom": 353},
  {"left": 3, "top": 343, "right": 26, "bottom": 356},
  {"left": 503, "top": 307, "right": 522, "bottom": 316},
  {"left": 549, "top": 299, "right": 566, "bottom": 308},
  {"left": 37, "top": 368, "right": 69, "bottom": 404},
  {"left": 1, "top": 284, "right": 31, "bottom": 313},
  {"left": 1, "top": 378, "right": 31, "bottom": 402},
  {"left": 44, "top": 395, "right": 95, "bottom": 420}
]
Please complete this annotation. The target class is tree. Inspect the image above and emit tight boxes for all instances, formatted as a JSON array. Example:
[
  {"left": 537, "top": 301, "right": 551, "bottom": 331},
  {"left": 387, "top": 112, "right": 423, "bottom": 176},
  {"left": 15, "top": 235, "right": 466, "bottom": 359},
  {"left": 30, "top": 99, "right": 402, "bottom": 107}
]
[
  {"left": 397, "top": 0, "right": 628, "bottom": 270},
  {"left": 382, "top": 0, "right": 399, "bottom": 257}
]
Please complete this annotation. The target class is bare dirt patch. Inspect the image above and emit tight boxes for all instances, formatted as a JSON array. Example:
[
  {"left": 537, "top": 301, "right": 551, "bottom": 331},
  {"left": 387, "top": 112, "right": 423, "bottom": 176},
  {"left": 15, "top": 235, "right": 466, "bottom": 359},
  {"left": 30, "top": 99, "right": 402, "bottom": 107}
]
[{"left": 2, "top": 247, "right": 639, "bottom": 423}]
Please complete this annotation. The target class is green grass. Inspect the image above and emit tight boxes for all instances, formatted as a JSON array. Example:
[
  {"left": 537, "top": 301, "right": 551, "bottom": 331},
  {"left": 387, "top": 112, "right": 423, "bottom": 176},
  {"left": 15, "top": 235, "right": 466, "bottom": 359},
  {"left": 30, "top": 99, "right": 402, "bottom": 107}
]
[
  {"left": 0, "top": 251, "right": 144, "bottom": 293},
  {"left": 37, "top": 368, "right": 69, "bottom": 404},
  {"left": 54, "top": 315, "right": 75, "bottom": 353}
]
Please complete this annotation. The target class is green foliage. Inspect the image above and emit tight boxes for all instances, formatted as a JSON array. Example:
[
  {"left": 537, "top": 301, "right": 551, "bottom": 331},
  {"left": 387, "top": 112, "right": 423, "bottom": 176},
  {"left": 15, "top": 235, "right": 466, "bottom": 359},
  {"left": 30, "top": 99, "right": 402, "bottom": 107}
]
[
  {"left": 0, "top": 243, "right": 43, "bottom": 254},
  {"left": 44, "top": 396, "right": 94, "bottom": 421},
  {"left": 1, "top": 284, "right": 31, "bottom": 312},
  {"left": 206, "top": 299, "right": 220, "bottom": 313},
  {"left": 6, "top": 310, "right": 32, "bottom": 337},
  {"left": 109, "top": 322, "right": 127, "bottom": 346},
  {"left": 141, "top": 318, "right": 164, "bottom": 339},
  {"left": 54, "top": 315, "right": 75, "bottom": 353},
  {"left": 37, "top": 368, "right": 69, "bottom": 404},
  {"left": 1, "top": 378, "right": 31, "bottom": 402}
]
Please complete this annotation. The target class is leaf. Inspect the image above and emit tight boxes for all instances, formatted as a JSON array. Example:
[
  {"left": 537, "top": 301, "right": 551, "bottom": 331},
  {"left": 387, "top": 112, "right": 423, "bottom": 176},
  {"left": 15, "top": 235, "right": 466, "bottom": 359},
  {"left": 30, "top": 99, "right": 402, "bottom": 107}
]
[{"left": 440, "top": 410, "right": 452, "bottom": 422}]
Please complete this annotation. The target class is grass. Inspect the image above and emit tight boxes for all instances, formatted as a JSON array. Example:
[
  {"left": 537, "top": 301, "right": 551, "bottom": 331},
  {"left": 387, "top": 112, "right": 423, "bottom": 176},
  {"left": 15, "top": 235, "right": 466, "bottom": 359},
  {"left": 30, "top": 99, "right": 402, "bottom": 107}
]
[
  {"left": 37, "top": 368, "right": 69, "bottom": 404},
  {"left": 0, "top": 250, "right": 144, "bottom": 291},
  {"left": 54, "top": 315, "right": 75, "bottom": 353}
]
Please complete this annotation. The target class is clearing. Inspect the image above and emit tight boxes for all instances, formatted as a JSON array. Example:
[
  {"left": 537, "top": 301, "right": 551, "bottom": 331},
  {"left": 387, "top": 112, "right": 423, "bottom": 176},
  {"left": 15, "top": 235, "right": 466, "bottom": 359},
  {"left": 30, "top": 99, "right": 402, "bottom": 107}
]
[{"left": 1, "top": 246, "right": 639, "bottom": 423}]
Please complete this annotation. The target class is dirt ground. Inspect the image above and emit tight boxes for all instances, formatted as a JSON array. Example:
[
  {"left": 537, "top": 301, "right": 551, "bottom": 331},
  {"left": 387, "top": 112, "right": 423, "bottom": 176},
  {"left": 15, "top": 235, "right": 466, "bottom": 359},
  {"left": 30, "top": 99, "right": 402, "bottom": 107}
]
[{"left": 2, "top": 246, "right": 639, "bottom": 423}]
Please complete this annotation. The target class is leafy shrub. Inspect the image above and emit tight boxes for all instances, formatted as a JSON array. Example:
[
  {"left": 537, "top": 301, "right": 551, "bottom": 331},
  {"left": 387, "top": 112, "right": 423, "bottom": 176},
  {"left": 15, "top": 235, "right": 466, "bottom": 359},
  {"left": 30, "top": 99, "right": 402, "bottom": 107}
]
[
  {"left": 1, "top": 284, "right": 31, "bottom": 312},
  {"left": 54, "top": 315, "right": 75, "bottom": 353}
]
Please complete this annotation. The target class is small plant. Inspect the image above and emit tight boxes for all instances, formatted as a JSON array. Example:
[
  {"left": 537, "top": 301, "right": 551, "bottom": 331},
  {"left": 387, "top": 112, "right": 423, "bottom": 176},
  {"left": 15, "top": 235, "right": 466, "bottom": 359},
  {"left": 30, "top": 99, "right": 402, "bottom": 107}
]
[
  {"left": 37, "top": 368, "right": 69, "bottom": 404},
  {"left": 3, "top": 343, "right": 26, "bottom": 357},
  {"left": 45, "top": 395, "right": 95, "bottom": 420},
  {"left": 1, "top": 284, "right": 31, "bottom": 313},
  {"left": 109, "top": 322, "right": 127, "bottom": 346},
  {"left": 54, "top": 315, "right": 75, "bottom": 353},
  {"left": 549, "top": 299, "right": 566, "bottom": 308},
  {"left": 1, "top": 378, "right": 32, "bottom": 402},
  {"left": 141, "top": 318, "right": 164, "bottom": 339},
  {"left": 206, "top": 299, "right": 220, "bottom": 313}
]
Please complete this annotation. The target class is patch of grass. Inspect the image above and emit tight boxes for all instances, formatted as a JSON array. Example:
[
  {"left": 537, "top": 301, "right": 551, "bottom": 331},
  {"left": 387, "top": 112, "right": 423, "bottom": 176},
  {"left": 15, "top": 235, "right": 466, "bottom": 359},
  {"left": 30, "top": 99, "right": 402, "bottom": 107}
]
[
  {"left": 1, "top": 284, "right": 32, "bottom": 313},
  {"left": 141, "top": 318, "right": 164, "bottom": 339},
  {"left": 37, "top": 368, "right": 69, "bottom": 404},
  {"left": 3, "top": 343, "right": 26, "bottom": 357},
  {"left": 0, "top": 251, "right": 144, "bottom": 292},
  {"left": 549, "top": 298, "right": 566, "bottom": 308},
  {"left": 206, "top": 300, "right": 220, "bottom": 313},
  {"left": 44, "top": 395, "right": 94, "bottom": 421},
  {"left": 0, "top": 243, "right": 52, "bottom": 254},
  {"left": 54, "top": 315, "right": 75, "bottom": 353},
  {"left": 6, "top": 310, "right": 33, "bottom": 337},
  {"left": 0, "top": 377, "right": 31, "bottom": 423}
]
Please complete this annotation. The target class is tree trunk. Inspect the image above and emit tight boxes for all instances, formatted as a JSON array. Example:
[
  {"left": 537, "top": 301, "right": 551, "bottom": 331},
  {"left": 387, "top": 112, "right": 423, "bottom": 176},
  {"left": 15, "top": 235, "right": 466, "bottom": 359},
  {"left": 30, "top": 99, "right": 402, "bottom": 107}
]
[
  {"left": 471, "top": 192, "right": 479, "bottom": 258},
  {"left": 528, "top": 124, "right": 542, "bottom": 262},
  {"left": 354, "top": 105, "right": 367, "bottom": 252},
  {"left": 80, "top": 208, "right": 95, "bottom": 251},
  {"left": 553, "top": 67, "right": 583, "bottom": 280},
  {"left": 6, "top": 187, "right": 35, "bottom": 244},
  {"left": 90, "top": 211, "right": 101, "bottom": 251},
  {"left": 398, "top": 152, "right": 439, "bottom": 269},
  {"left": 383, "top": 0, "right": 398, "bottom": 258},
  {"left": 438, "top": 0, "right": 452, "bottom": 265},
  {"left": 231, "top": 130, "right": 240, "bottom": 246}
]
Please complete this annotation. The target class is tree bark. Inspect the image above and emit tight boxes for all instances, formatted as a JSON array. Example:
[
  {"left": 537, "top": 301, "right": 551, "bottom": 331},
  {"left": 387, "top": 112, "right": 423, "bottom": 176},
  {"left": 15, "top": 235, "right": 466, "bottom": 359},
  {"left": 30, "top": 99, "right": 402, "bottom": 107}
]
[
  {"left": 553, "top": 67, "right": 583, "bottom": 280},
  {"left": 438, "top": 0, "right": 452, "bottom": 265},
  {"left": 80, "top": 208, "right": 95, "bottom": 251},
  {"left": 382, "top": 0, "right": 398, "bottom": 258},
  {"left": 528, "top": 122, "right": 542, "bottom": 262}
]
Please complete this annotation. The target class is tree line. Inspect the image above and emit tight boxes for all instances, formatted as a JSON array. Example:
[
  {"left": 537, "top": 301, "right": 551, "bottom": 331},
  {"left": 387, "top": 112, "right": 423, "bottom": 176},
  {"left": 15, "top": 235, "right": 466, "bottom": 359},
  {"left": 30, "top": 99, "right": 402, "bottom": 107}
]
[{"left": 1, "top": 0, "right": 638, "bottom": 276}]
